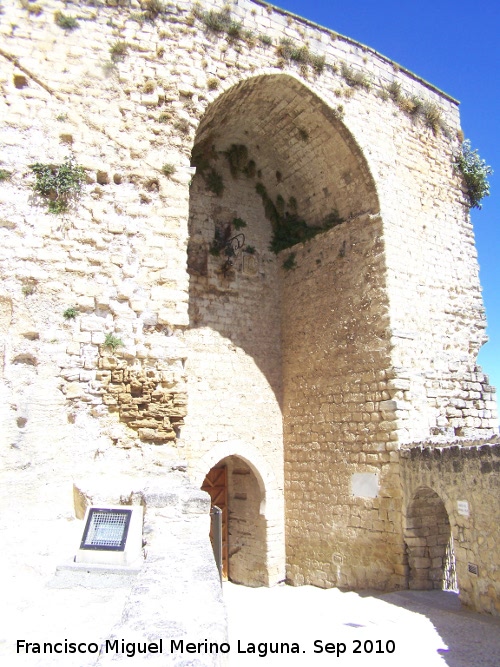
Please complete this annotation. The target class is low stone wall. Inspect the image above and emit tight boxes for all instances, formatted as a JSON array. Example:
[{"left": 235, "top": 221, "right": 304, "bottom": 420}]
[{"left": 77, "top": 476, "right": 228, "bottom": 666}]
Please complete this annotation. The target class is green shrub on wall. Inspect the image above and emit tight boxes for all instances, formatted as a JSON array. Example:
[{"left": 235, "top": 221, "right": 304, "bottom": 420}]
[
  {"left": 255, "top": 182, "right": 344, "bottom": 254},
  {"left": 30, "top": 156, "right": 86, "bottom": 214},
  {"left": 194, "top": 5, "right": 252, "bottom": 44},
  {"left": 455, "top": 140, "right": 493, "bottom": 209},
  {"left": 275, "top": 37, "right": 326, "bottom": 75},
  {"left": 63, "top": 307, "right": 78, "bottom": 320},
  {"left": 54, "top": 11, "right": 79, "bottom": 31},
  {"left": 104, "top": 333, "right": 124, "bottom": 352}
]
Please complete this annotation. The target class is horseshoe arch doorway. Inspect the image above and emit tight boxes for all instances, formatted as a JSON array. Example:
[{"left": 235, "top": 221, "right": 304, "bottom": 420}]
[{"left": 201, "top": 455, "right": 268, "bottom": 586}]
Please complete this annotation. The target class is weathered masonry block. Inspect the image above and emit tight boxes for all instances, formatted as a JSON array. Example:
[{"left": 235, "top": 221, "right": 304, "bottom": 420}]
[{"left": 0, "top": 0, "right": 497, "bottom": 625}]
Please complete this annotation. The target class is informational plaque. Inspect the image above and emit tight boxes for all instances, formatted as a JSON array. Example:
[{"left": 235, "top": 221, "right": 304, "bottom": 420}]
[
  {"left": 351, "top": 472, "right": 379, "bottom": 498},
  {"left": 76, "top": 505, "right": 143, "bottom": 566},
  {"left": 457, "top": 500, "right": 470, "bottom": 517},
  {"left": 80, "top": 508, "right": 132, "bottom": 552}
]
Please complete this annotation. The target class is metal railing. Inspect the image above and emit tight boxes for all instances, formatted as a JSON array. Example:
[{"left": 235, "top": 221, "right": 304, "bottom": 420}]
[{"left": 210, "top": 505, "right": 223, "bottom": 585}]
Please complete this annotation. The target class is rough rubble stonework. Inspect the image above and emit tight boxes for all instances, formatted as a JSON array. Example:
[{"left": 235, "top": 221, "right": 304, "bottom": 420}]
[{"left": 0, "top": 1, "right": 499, "bottom": 654}]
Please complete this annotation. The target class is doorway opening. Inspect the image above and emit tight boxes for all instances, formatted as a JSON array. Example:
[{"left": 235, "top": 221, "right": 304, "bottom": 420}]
[
  {"left": 201, "top": 455, "right": 268, "bottom": 586},
  {"left": 404, "top": 486, "right": 457, "bottom": 591}
]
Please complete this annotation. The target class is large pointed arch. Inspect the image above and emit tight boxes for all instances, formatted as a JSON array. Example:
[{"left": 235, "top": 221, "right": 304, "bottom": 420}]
[
  {"left": 183, "top": 71, "right": 393, "bottom": 589},
  {"left": 193, "top": 72, "right": 380, "bottom": 227}
]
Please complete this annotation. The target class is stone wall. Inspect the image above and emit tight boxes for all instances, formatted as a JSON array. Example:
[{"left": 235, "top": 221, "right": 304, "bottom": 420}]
[
  {"left": 182, "top": 116, "right": 286, "bottom": 583},
  {"left": 88, "top": 477, "right": 227, "bottom": 667},
  {"left": 0, "top": 0, "right": 497, "bottom": 612},
  {"left": 282, "top": 214, "right": 404, "bottom": 589},
  {"left": 400, "top": 440, "right": 500, "bottom": 615}
]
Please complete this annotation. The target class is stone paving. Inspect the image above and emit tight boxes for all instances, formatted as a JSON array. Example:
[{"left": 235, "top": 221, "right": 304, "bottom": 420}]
[
  {"left": 3, "top": 568, "right": 500, "bottom": 667},
  {"left": 224, "top": 582, "right": 500, "bottom": 667}
]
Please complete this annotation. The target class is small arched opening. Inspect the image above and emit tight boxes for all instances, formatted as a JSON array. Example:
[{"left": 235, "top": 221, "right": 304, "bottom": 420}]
[
  {"left": 405, "top": 486, "right": 457, "bottom": 591},
  {"left": 201, "top": 455, "right": 268, "bottom": 587}
]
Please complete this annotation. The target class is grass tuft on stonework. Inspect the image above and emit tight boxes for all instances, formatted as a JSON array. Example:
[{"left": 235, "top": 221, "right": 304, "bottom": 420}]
[{"left": 54, "top": 11, "right": 79, "bottom": 30}]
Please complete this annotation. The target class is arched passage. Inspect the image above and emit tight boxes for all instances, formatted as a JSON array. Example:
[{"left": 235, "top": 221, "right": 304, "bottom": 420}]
[
  {"left": 201, "top": 455, "right": 269, "bottom": 587},
  {"left": 404, "top": 487, "right": 457, "bottom": 591},
  {"left": 183, "top": 72, "right": 395, "bottom": 589},
  {"left": 186, "top": 72, "right": 380, "bottom": 395}
]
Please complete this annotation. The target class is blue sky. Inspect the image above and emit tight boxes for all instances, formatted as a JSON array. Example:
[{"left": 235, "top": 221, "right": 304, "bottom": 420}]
[{"left": 272, "top": 0, "right": 500, "bottom": 392}]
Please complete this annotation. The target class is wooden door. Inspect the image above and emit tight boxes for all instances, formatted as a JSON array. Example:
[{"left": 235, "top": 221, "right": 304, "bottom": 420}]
[{"left": 201, "top": 465, "right": 229, "bottom": 580}]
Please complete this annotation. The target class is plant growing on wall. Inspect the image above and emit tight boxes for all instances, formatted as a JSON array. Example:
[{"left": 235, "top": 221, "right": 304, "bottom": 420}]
[
  {"left": 455, "top": 140, "right": 493, "bottom": 209},
  {"left": 225, "top": 144, "right": 249, "bottom": 177},
  {"left": 54, "top": 11, "right": 79, "bottom": 30},
  {"left": 193, "top": 140, "right": 344, "bottom": 257},
  {"left": 204, "top": 168, "right": 224, "bottom": 195},
  {"left": 340, "top": 62, "right": 370, "bottom": 89},
  {"left": 276, "top": 38, "right": 326, "bottom": 75},
  {"left": 191, "top": 139, "right": 225, "bottom": 196},
  {"left": 110, "top": 41, "right": 129, "bottom": 62},
  {"left": 174, "top": 119, "right": 191, "bottom": 136},
  {"left": 193, "top": 5, "right": 254, "bottom": 44},
  {"left": 22, "top": 279, "right": 36, "bottom": 296},
  {"left": 158, "top": 111, "right": 173, "bottom": 123},
  {"left": 30, "top": 156, "right": 86, "bottom": 214},
  {"left": 420, "top": 101, "right": 444, "bottom": 135},
  {"left": 20, "top": 0, "right": 42, "bottom": 15},
  {"left": 161, "top": 163, "right": 176, "bottom": 177},
  {"left": 63, "top": 307, "right": 78, "bottom": 320},
  {"left": 104, "top": 333, "right": 124, "bottom": 352},
  {"left": 143, "top": 0, "right": 165, "bottom": 21},
  {"left": 259, "top": 34, "right": 273, "bottom": 47},
  {"left": 385, "top": 81, "right": 448, "bottom": 135},
  {"left": 255, "top": 182, "right": 344, "bottom": 253},
  {"left": 131, "top": 0, "right": 166, "bottom": 23},
  {"left": 282, "top": 252, "right": 297, "bottom": 271},
  {"left": 224, "top": 144, "right": 256, "bottom": 178}
]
